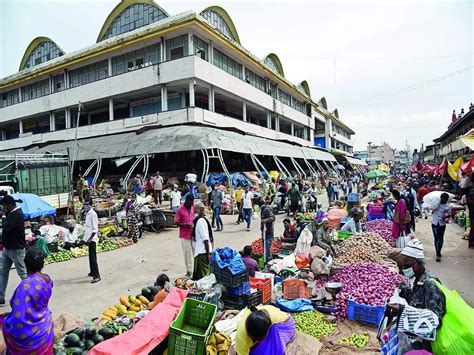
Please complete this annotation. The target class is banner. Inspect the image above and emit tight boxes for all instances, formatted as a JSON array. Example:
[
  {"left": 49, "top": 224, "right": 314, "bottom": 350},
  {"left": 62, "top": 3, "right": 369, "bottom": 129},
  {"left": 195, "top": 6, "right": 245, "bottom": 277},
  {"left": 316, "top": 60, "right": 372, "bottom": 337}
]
[
  {"left": 460, "top": 154, "right": 474, "bottom": 174},
  {"left": 447, "top": 157, "right": 464, "bottom": 181}
]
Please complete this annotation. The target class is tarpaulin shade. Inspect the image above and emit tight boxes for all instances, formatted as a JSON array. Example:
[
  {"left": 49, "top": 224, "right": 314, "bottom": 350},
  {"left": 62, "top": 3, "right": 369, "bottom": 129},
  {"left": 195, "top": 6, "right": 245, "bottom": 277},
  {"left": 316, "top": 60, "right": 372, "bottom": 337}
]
[
  {"left": 460, "top": 154, "right": 474, "bottom": 174},
  {"left": 365, "top": 170, "right": 387, "bottom": 179},
  {"left": 1, "top": 125, "right": 336, "bottom": 162},
  {"left": 447, "top": 157, "right": 464, "bottom": 181},
  {"left": 11, "top": 193, "right": 56, "bottom": 219},
  {"left": 458, "top": 128, "right": 474, "bottom": 151},
  {"left": 345, "top": 157, "right": 367, "bottom": 166}
]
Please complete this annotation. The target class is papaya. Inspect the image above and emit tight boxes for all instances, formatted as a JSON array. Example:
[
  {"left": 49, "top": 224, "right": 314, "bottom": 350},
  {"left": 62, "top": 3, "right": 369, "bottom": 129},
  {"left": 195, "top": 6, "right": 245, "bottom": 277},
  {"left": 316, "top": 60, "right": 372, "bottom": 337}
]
[
  {"left": 128, "top": 295, "right": 141, "bottom": 307},
  {"left": 104, "top": 310, "right": 117, "bottom": 320},
  {"left": 99, "top": 314, "right": 112, "bottom": 321},
  {"left": 119, "top": 296, "right": 131, "bottom": 308},
  {"left": 116, "top": 304, "right": 128, "bottom": 316},
  {"left": 108, "top": 306, "right": 118, "bottom": 313},
  {"left": 127, "top": 311, "right": 137, "bottom": 319},
  {"left": 129, "top": 305, "right": 140, "bottom": 312},
  {"left": 138, "top": 295, "right": 149, "bottom": 305}
]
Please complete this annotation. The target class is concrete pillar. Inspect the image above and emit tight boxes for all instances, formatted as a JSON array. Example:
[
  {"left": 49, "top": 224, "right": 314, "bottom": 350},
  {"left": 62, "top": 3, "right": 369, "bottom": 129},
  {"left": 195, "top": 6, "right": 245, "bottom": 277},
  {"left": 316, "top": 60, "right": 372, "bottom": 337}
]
[
  {"left": 276, "top": 116, "right": 280, "bottom": 132},
  {"left": 19, "top": 120, "right": 24, "bottom": 135},
  {"left": 242, "top": 65, "right": 247, "bottom": 82},
  {"left": 266, "top": 111, "right": 271, "bottom": 128},
  {"left": 161, "top": 85, "right": 168, "bottom": 111},
  {"left": 18, "top": 87, "right": 22, "bottom": 103},
  {"left": 50, "top": 112, "right": 55, "bottom": 131},
  {"left": 209, "top": 41, "right": 214, "bottom": 63},
  {"left": 309, "top": 128, "right": 315, "bottom": 144},
  {"left": 291, "top": 122, "right": 294, "bottom": 136},
  {"left": 65, "top": 108, "right": 71, "bottom": 129},
  {"left": 189, "top": 81, "right": 195, "bottom": 107},
  {"left": 242, "top": 102, "right": 247, "bottom": 122},
  {"left": 208, "top": 85, "right": 214, "bottom": 112},
  {"left": 64, "top": 71, "right": 69, "bottom": 89},
  {"left": 160, "top": 40, "right": 166, "bottom": 62},
  {"left": 87, "top": 114, "right": 91, "bottom": 125},
  {"left": 188, "top": 32, "right": 193, "bottom": 55},
  {"left": 181, "top": 90, "right": 186, "bottom": 108},
  {"left": 109, "top": 98, "right": 114, "bottom": 121},
  {"left": 108, "top": 58, "right": 113, "bottom": 76}
]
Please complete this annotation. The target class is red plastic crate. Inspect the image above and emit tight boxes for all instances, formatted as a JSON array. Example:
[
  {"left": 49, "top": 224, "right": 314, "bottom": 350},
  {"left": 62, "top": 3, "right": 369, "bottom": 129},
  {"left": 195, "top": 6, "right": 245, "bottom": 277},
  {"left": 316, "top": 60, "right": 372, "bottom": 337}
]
[
  {"left": 282, "top": 279, "right": 309, "bottom": 300},
  {"left": 250, "top": 277, "right": 272, "bottom": 304}
]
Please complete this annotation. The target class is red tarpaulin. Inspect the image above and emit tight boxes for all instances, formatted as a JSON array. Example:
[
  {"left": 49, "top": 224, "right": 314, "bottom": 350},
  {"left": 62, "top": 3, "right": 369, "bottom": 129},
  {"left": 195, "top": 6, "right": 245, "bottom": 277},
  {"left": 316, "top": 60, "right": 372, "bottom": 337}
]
[
  {"left": 461, "top": 154, "right": 474, "bottom": 174},
  {"left": 408, "top": 166, "right": 417, "bottom": 173},
  {"left": 89, "top": 288, "right": 188, "bottom": 355},
  {"left": 421, "top": 165, "right": 437, "bottom": 175},
  {"left": 416, "top": 161, "right": 424, "bottom": 171},
  {"left": 435, "top": 159, "right": 447, "bottom": 175}
]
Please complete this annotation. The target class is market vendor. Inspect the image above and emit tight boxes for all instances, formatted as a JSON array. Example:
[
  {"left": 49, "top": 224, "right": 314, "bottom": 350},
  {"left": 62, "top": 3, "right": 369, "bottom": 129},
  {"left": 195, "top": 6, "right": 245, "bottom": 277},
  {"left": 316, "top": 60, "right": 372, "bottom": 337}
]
[
  {"left": 281, "top": 218, "right": 298, "bottom": 243},
  {"left": 389, "top": 239, "right": 446, "bottom": 353},
  {"left": 340, "top": 208, "right": 363, "bottom": 233},
  {"left": 231, "top": 305, "right": 295, "bottom": 355},
  {"left": 148, "top": 273, "right": 171, "bottom": 309},
  {"left": 309, "top": 218, "right": 336, "bottom": 255}
]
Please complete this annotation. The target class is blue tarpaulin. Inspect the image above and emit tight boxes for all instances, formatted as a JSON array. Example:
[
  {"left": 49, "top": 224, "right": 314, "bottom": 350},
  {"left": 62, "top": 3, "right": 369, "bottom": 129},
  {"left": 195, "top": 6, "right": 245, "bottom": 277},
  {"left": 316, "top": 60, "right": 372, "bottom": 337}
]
[
  {"left": 206, "top": 173, "right": 227, "bottom": 187},
  {"left": 211, "top": 247, "right": 246, "bottom": 275},
  {"left": 11, "top": 193, "right": 56, "bottom": 219},
  {"left": 276, "top": 297, "right": 314, "bottom": 312},
  {"left": 230, "top": 173, "right": 252, "bottom": 188}
]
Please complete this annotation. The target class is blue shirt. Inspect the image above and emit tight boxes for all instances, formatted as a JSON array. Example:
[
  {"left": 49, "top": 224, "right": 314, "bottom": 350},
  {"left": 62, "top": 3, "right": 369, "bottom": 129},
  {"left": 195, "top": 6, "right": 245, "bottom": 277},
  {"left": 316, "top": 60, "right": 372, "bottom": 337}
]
[{"left": 432, "top": 203, "right": 452, "bottom": 226}]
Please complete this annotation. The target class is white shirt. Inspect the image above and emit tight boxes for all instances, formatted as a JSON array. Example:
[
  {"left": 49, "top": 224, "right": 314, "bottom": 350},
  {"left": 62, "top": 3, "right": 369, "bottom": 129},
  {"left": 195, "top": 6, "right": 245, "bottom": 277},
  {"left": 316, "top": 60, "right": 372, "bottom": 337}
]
[
  {"left": 241, "top": 191, "right": 253, "bottom": 209},
  {"left": 194, "top": 218, "right": 212, "bottom": 257},
  {"left": 83, "top": 209, "right": 99, "bottom": 242},
  {"left": 341, "top": 218, "right": 362, "bottom": 233},
  {"left": 170, "top": 191, "right": 181, "bottom": 207}
]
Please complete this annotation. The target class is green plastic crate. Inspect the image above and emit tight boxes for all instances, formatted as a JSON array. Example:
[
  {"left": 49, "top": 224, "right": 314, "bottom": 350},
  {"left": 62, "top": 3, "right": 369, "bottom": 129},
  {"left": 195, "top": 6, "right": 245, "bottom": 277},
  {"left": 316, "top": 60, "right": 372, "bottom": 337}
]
[
  {"left": 336, "top": 230, "right": 354, "bottom": 240},
  {"left": 168, "top": 298, "right": 217, "bottom": 355}
]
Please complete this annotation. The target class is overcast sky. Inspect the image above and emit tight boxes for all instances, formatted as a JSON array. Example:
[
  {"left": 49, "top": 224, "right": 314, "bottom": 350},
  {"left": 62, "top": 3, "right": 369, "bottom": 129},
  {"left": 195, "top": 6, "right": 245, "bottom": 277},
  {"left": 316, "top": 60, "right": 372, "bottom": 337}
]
[{"left": 1, "top": 0, "right": 472, "bottom": 151}]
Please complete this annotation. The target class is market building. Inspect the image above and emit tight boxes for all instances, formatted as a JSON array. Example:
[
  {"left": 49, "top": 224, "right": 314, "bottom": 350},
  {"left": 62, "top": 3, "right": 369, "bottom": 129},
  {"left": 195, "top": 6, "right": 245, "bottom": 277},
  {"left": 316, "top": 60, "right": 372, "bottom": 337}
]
[
  {"left": 366, "top": 142, "right": 395, "bottom": 165},
  {"left": 0, "top": 0, "right": 362, "bottom": 178}
]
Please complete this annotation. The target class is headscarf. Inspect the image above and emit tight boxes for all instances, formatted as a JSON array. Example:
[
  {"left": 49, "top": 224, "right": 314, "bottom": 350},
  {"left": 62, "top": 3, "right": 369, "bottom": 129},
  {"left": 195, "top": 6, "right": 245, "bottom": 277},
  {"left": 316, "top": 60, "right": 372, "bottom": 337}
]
[{"left": 401, "top": 238, "right": 425, "bottom": 260}]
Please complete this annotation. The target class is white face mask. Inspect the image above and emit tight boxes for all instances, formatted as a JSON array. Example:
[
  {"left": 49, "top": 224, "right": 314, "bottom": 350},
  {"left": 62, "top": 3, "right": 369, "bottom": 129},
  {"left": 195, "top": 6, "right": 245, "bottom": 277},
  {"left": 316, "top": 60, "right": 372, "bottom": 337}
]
[{"left": 402, "top": 267, "right": 415, "bottom": 278}]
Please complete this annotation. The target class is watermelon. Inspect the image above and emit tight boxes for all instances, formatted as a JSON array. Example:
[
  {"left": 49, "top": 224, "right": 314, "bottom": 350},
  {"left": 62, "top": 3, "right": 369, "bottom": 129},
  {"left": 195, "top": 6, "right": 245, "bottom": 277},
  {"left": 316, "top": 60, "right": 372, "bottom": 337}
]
[
  {"left": 92, "top": 334, "right": 105, "bottom": 344},
  {"left": 98, "top": 327, "right": 115, "bottom": 339},
  {"left": 64, "top": 333, "right": 81, "bottom": 347},
  {"left": 84, "top": 339, "right": 95, "bottom": 350}
]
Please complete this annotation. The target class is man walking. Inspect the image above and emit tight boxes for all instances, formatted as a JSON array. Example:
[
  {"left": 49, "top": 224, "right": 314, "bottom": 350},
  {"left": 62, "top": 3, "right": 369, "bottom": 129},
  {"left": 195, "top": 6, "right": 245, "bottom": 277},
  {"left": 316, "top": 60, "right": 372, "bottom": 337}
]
[
  {"left": 153, "top": 172, "right": 164, "bottom": 205},
  {"left": 192, "top": 203, "right": 213, "bottom": 280},
  {"left": 326, "top": 182, "right": 334, "bottom": 204},
  {"left": 241, "top": 186, "right": 253, "bottom": 231},
  {"left": 170, "top": 184, "right": 181, "bottom": 213},
  {"left": 260, "top": 198, "right": 276, "bottom": 268},
  {"left": 211, "top": 184, "right": 224, "bottom": 231},
  {"left": 83, "top": 201, "right": 101, "bottom": 283},
  {"left": 234, "top": 185, "right": 244, "bottom": 224},
  {"left": 287, "top": 183, "right": 301, "bottom": 217},
  {"left": 347, "top": 179, "right": 353, "bottom": 194},
  {"left": 0, "top": 195, "right": 27, "bottom": 304},
  {"left": 175, "top": 195, "right": 195, "bottom": 276}
]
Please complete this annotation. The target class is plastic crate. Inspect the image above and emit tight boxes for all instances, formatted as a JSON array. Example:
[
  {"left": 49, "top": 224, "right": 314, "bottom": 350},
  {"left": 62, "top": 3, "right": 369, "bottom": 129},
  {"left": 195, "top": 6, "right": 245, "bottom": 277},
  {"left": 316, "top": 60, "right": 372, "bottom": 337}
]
[
  {"left": 347, "top": 193, "right": 359, "bottom": 202},
  {"left": 282, "top": 279, "right": 309, "bottom": 300},
  {"left": 347, "top": 298, "right": 385, "bottom": 325},
  {"left": 168, "top": 298, "right": 217, "bottom": 355},
  {"left": 221, "top": 290, "right": 262, "bottom": 310},
  {"left": 368, "top": 214, "right": 385, "bottom": 221},
  {"left": 210, "top": 260, "right": 249, "bottom": 287},
  {"left": 250, "top": 277, "right": 272, "bottom": 304},
  {"left": 187, "top": 291, "right": 221, "bottom": 309},
  {"left": 226, "top": 282, "right": 251, "bottom": 296},
  {"left": 336, "top": 230, "right": 354, "bottom": 240}
]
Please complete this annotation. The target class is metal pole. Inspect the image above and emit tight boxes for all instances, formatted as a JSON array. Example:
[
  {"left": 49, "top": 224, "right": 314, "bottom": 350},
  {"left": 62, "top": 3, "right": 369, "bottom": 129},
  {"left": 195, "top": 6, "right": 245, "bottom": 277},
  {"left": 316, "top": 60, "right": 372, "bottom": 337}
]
[{"left": 70, "top": 102, "right": 83, "bottom": 179}]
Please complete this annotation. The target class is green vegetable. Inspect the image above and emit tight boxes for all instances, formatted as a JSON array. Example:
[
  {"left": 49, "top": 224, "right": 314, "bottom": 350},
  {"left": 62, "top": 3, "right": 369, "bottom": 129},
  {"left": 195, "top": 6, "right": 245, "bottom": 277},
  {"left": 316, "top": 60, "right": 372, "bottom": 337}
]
[
  {"left": 98, "top": 327, "right": 116, "bottom": 339},
  {"left": 84, "top": 327, "right": 97, "bottom": 339},
  {"left": 84, "top": 339, "right": 95, "bottom": 350},
  {"left": 338, "top": 332, "right": 369, "bottom": 349},
  {"left": 293, "top": 311, "right": 336, "bottom": 340},
  {"left": 64, "top": 333, "right": 81, "bottom": 347}
]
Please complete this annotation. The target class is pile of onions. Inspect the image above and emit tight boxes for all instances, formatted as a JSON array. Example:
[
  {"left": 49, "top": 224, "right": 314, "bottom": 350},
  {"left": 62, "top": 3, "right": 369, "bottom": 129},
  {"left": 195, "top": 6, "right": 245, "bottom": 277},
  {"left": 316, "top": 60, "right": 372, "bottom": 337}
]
[
  {"left": 365, "top": 219, "right": 396, "bottom": 242},
  {"left": 327, "top": 262, "right": 406, "bottom": 318}
]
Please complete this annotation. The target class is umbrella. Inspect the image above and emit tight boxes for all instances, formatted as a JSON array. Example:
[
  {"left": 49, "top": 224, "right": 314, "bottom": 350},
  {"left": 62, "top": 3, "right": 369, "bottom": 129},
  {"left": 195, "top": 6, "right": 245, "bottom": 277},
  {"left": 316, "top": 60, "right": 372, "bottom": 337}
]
[
  {"left": 335, "top": 164, "right": 345, "bottom": 170},
  {"left": 365, "top": 169, "right": 387, "bottom": 179},
  {"left": 10, "top": 193, "right": 56, "bottom": 219}
]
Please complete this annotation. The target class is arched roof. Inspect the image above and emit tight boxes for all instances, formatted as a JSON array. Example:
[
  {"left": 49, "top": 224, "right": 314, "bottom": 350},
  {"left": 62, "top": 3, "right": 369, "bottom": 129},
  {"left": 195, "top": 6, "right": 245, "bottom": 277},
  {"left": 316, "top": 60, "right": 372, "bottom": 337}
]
[
  {"left": 297, "top": 80, "right": 311, "bottom": 97},
  {"left": 97, "top": 0, "right": 170, "bottom": 42},
  {"left": 200, "top": 6, "right": 241, "bottom": 44},
  {"left": 332, "top": 109, "right": 339, "bottom": 119},
  {"left": 19, "top": 36, "right": 65, "bottom": 71},
  {"left": 318, "top": 97, "right": 328, "bottom": 110},
  {"left": 263, "top": 53, "right": 285, "bottom": 77}
]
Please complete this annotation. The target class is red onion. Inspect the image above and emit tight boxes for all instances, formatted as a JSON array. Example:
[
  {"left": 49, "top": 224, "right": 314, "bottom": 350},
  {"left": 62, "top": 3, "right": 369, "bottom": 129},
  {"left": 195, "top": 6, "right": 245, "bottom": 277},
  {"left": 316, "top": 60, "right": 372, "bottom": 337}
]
[{"left": 365, "top": 219, "right": 397, "bottom": 242}]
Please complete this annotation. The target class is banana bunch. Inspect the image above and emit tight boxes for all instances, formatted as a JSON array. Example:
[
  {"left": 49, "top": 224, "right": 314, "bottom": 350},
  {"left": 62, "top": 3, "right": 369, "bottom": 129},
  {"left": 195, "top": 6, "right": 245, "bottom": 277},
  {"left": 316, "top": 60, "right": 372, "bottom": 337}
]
[{"left": 206, "top": 331, "right": 231, "bottom": 355}]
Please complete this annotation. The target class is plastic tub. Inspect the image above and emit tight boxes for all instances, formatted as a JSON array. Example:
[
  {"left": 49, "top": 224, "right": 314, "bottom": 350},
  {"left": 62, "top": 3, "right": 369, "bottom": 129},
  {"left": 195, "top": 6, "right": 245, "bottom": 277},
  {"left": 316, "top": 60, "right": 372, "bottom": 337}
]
[{"left": 347, "top": 298, "right": 385, "bottom": 325}]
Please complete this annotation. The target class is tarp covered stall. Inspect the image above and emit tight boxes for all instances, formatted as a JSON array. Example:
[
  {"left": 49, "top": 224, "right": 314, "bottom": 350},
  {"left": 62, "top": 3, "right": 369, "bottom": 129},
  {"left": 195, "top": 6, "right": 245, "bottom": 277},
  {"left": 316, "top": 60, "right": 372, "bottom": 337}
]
[
  {"left": 11, "top": 193, "right": 56, "bottom": 219},
  {"left": 345, "top": 157, "right": 367, "bottom": 166}
]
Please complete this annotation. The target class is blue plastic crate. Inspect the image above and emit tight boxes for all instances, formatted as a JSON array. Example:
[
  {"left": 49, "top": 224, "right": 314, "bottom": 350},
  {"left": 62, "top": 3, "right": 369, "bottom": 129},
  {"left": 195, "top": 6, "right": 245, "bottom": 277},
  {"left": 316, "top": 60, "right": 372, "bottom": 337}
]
[
  {"left": 348, "top": 193, "right": 359, "bottom": 202},
  {"left": 347, "top": 298, "right": 385, "bottom": 325},
  {"left": 368, "top": 214, "right": 385, "bottom": 221},
  {"left": 226, "top": 282, "right": 250, "bottom": 296}
]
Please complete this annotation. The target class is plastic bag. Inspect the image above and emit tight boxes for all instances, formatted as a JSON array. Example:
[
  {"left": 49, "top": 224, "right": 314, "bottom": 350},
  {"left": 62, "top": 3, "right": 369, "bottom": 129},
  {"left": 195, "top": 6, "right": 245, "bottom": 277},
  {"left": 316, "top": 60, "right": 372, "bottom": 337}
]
[
  {"left": 295, "top": 253, "right": 310, "bottom": 269},
  {"left": 431, "top": 281, "right": 474, "bottom": 354}
]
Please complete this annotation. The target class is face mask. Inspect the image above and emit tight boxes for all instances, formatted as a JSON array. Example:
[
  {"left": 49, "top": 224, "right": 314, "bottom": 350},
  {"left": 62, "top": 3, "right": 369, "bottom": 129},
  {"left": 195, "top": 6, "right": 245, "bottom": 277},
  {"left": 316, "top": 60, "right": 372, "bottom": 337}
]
[
  {"left": 84, "top": 205, "right": 92, "bottom": 212},
  {"left": 402, "top": 267, "right": 415, "bottom": 278}
]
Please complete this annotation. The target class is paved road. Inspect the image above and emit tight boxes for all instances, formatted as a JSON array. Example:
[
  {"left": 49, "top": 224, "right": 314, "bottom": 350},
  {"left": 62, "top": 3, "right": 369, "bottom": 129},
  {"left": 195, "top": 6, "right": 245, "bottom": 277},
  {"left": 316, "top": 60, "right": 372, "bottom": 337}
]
[{"left": 1, "top": 195, "right": 472, "bottom": 322}]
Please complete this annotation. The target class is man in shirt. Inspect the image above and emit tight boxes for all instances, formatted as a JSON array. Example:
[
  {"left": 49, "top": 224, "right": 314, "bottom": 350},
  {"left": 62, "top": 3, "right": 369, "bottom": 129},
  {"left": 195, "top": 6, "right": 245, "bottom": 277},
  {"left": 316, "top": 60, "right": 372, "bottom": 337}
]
[
  {"left": 211, "top": 184, "right": 224, "bottom": 231},
  {"left": 175, "top": 194, "right": 195, "bottom": 276},
  {"left": 192, "top": 203, "right": 213, "bottom": 281},
  {"left": 234, "top": 185, "right": 244, "bottom": 224},
  {"left": 341, "top": 208, "right": 363, "bottom": 234},
  {"left": 0, "top": 195, "right": 27, "bottom": 304},
  {"left": 242, "top": 245, "right": 259, "bottom": 277},
  {"left": 83, "top": 201, "right": 101, "bottom": 283},
  {"left": 169, "top": 185, "right": 181, "bottom": 212},
  {"left": 431, "top": 193, "right": 452, "bottom": 262},
  {"left": 260, "top": 199, "right": 276, "bottom": 266},
  {"left": 241, "top": 186, "right": 253, "bottom": 231},
  {"left": 153, "top": 172, "right": 164, "bottom": 205},
  {"left": 347, "top": 179, "right": 353, "bottom": 194},
  {"left": 287, "top": 183, "right": 301, "bottom": 217}
]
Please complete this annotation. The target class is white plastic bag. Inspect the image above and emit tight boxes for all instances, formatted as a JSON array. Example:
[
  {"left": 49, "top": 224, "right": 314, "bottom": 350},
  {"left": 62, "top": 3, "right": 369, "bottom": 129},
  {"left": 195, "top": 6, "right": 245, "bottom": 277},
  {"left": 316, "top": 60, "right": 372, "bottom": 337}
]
[{"left": 422, "top": 191, "right": 455, "bottom": 210}]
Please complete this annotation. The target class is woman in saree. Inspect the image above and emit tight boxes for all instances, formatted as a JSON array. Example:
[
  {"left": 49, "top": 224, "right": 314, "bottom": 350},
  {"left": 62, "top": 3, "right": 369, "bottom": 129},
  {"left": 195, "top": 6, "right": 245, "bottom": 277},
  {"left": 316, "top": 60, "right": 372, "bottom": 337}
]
[
  {"left": 392, "top": 189, "right": 410, "bottom": 242},
  {"left": 1, "top": 248, "right": 54, "bottom": 354},
  {"left": 231, "top": 305, "right": 295, "bottom": 355}
]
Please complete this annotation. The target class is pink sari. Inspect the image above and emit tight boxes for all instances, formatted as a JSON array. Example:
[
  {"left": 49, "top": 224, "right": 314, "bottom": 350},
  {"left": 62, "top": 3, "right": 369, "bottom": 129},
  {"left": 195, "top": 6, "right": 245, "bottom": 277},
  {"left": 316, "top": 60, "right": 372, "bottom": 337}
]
[{"left": 392, "top": 198, "right": 408, "bottom": 238}]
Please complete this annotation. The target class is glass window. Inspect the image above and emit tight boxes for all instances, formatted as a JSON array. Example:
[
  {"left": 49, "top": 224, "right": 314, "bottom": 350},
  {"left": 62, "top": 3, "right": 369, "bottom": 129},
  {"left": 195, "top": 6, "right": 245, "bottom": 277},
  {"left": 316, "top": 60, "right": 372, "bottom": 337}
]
[
  {"left": 166, "top": 35, "right": 188, "bottom": 60},
  {"left": 69, "top": 60, "right": 108, "bottom": 88},
  {"left": 22, "top": 41, "right": 64, "bottom": 70},
  {"left": 294, "top": 124, "right": 305, "bottom": 138},
  {"left": 270, "top": 83, "right": 277, "bottom": 98},
  {"left": 101, "top": 3, "right": 168, "bottom": 41},
  {"left": 213, "top": 48, "right": 242, "bottom": 79},
  {"left": 315, "top": 121, "right": 325, "bottom": 134},
  {"left": 277, "top": 88, "right": 291, "bottom": 106},
  {"left": 53, "top": 74, "right": 64, "bottom": 92},
  {"left": 291, "top": 97, "right": 305, "bottom": 113},
  {"left": 0, "top": 89, "right": 19, "bottom": 108},
  {"left": 21, "top": 79, "right": 50, "bottom": 102},
  {"left": 279, "top": 119, "right": 292, "bottom": 135},
  {"left": 264, "top": 56, "right": 282, "bottom": 75},
  {"left": 200, "top": 10, "right": 236, "bottom": 42},
  {"left": 193, "top": 36, "right": 209, "bottom": 60},
  {"left": 246, "top": 69, "right": 265, "bottom": 92}
]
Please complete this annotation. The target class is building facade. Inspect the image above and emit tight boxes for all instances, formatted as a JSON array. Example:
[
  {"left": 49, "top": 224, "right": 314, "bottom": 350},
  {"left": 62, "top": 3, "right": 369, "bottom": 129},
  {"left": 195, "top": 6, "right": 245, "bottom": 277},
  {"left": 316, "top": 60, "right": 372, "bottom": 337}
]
[
  {"left": 366, "top": 142, "right": 395, "bottom": 165},
  {"left": 0, "top": 0, "right": 355, "bottom": 165}
]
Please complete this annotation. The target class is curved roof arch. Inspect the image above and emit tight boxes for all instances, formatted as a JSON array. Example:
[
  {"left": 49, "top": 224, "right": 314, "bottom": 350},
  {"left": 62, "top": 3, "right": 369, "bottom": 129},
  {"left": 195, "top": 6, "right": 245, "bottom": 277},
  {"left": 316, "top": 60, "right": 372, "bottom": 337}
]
[
  {"left": 297, "top": 80, "right": 311, "bottom": 97},
  {"left": 263, "top": 53, "right": 285, "bottom": 77},
  {"left": 97, "top": 0, "right": 170, "bottom": 42},
  {"left": 200, "top": 6, "right": 241, "bottom": 44},
  {"left": 318, "top": 97, "right": 328, "bottom": 110},
  {"left": 332, "top": 109, "right": 339, "bottom": 119},
  {"left": 19, "top": 36, "right": 65, "bottom": 71}
]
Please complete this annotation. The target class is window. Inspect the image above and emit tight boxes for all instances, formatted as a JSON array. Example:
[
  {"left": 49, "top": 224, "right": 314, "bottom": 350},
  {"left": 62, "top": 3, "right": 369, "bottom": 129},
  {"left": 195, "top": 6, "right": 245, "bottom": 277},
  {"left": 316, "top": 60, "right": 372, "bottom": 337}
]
[
  {"left": 112, "top": 44, "right": 159, "bottom": 75},
  {"left": 166, "top": 35, "right": 188, "bottom": 60},
  {"left": 53, "top": 74, "right": 65, "bottom": 92},
  {"left": 213, "top": 48, "right": 242, "bottom": 79},
  {"left": 22, "top": 41, "right": 64, "bottom": 70},
  {"left": 294, "top": 124, "right": 305, "bottom": 139},
  {"left": 69, "top": 60, "right": 108, "bottom": 88},
  {"left": 269, "top": 82, "right": 277, "bottom": 98},
  {"left": 279, "top": 119, "right": 292, "bottom": 135},
  {"left": 101, "top": 3, "right": 168, "bottom": 41},
  {"left": 0, "top": 89, "right": 19, "bottom": 108},
  {"left": 278, "top": 88, "right": 291, "bottom": 106},
  {"left": 315, "top": 121, "right": 325, "bottom": 134},
  {"left": 21, "top": 79, "right": 50, "bottom": 101},
  {"left": 200, "top": 10, "right": 237, "bottom": 42},
  {"left": 193, "top": 36, "right": 209, "bottom": 60},
  {"left": 291, "top": 97, "right": 305, "bottom": 113},
  {"left": 246, "top": 69, "right": 266, "bottom": 92}
]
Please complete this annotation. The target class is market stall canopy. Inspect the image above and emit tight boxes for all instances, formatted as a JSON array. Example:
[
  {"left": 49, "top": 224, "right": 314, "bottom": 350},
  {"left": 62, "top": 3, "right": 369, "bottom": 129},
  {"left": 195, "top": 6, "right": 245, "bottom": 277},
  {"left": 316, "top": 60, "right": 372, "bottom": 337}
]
[
  {"left": 2, "top": 125, "right": 336, "bottom": 162},
  {"left": 377, "top": 163, "right": 390, "bottom": 172},
  {"left": 345, "top": 157, "right": 367, "bottom": 166},
  {"left": 458, "top": 128, "right": 474, "bottom": 151},
  {"left": 11, "top": 193, "right": 56, "bottom": 219},
  {"left": 365, "top": 169, "right": 387, "bottom": 179}
]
